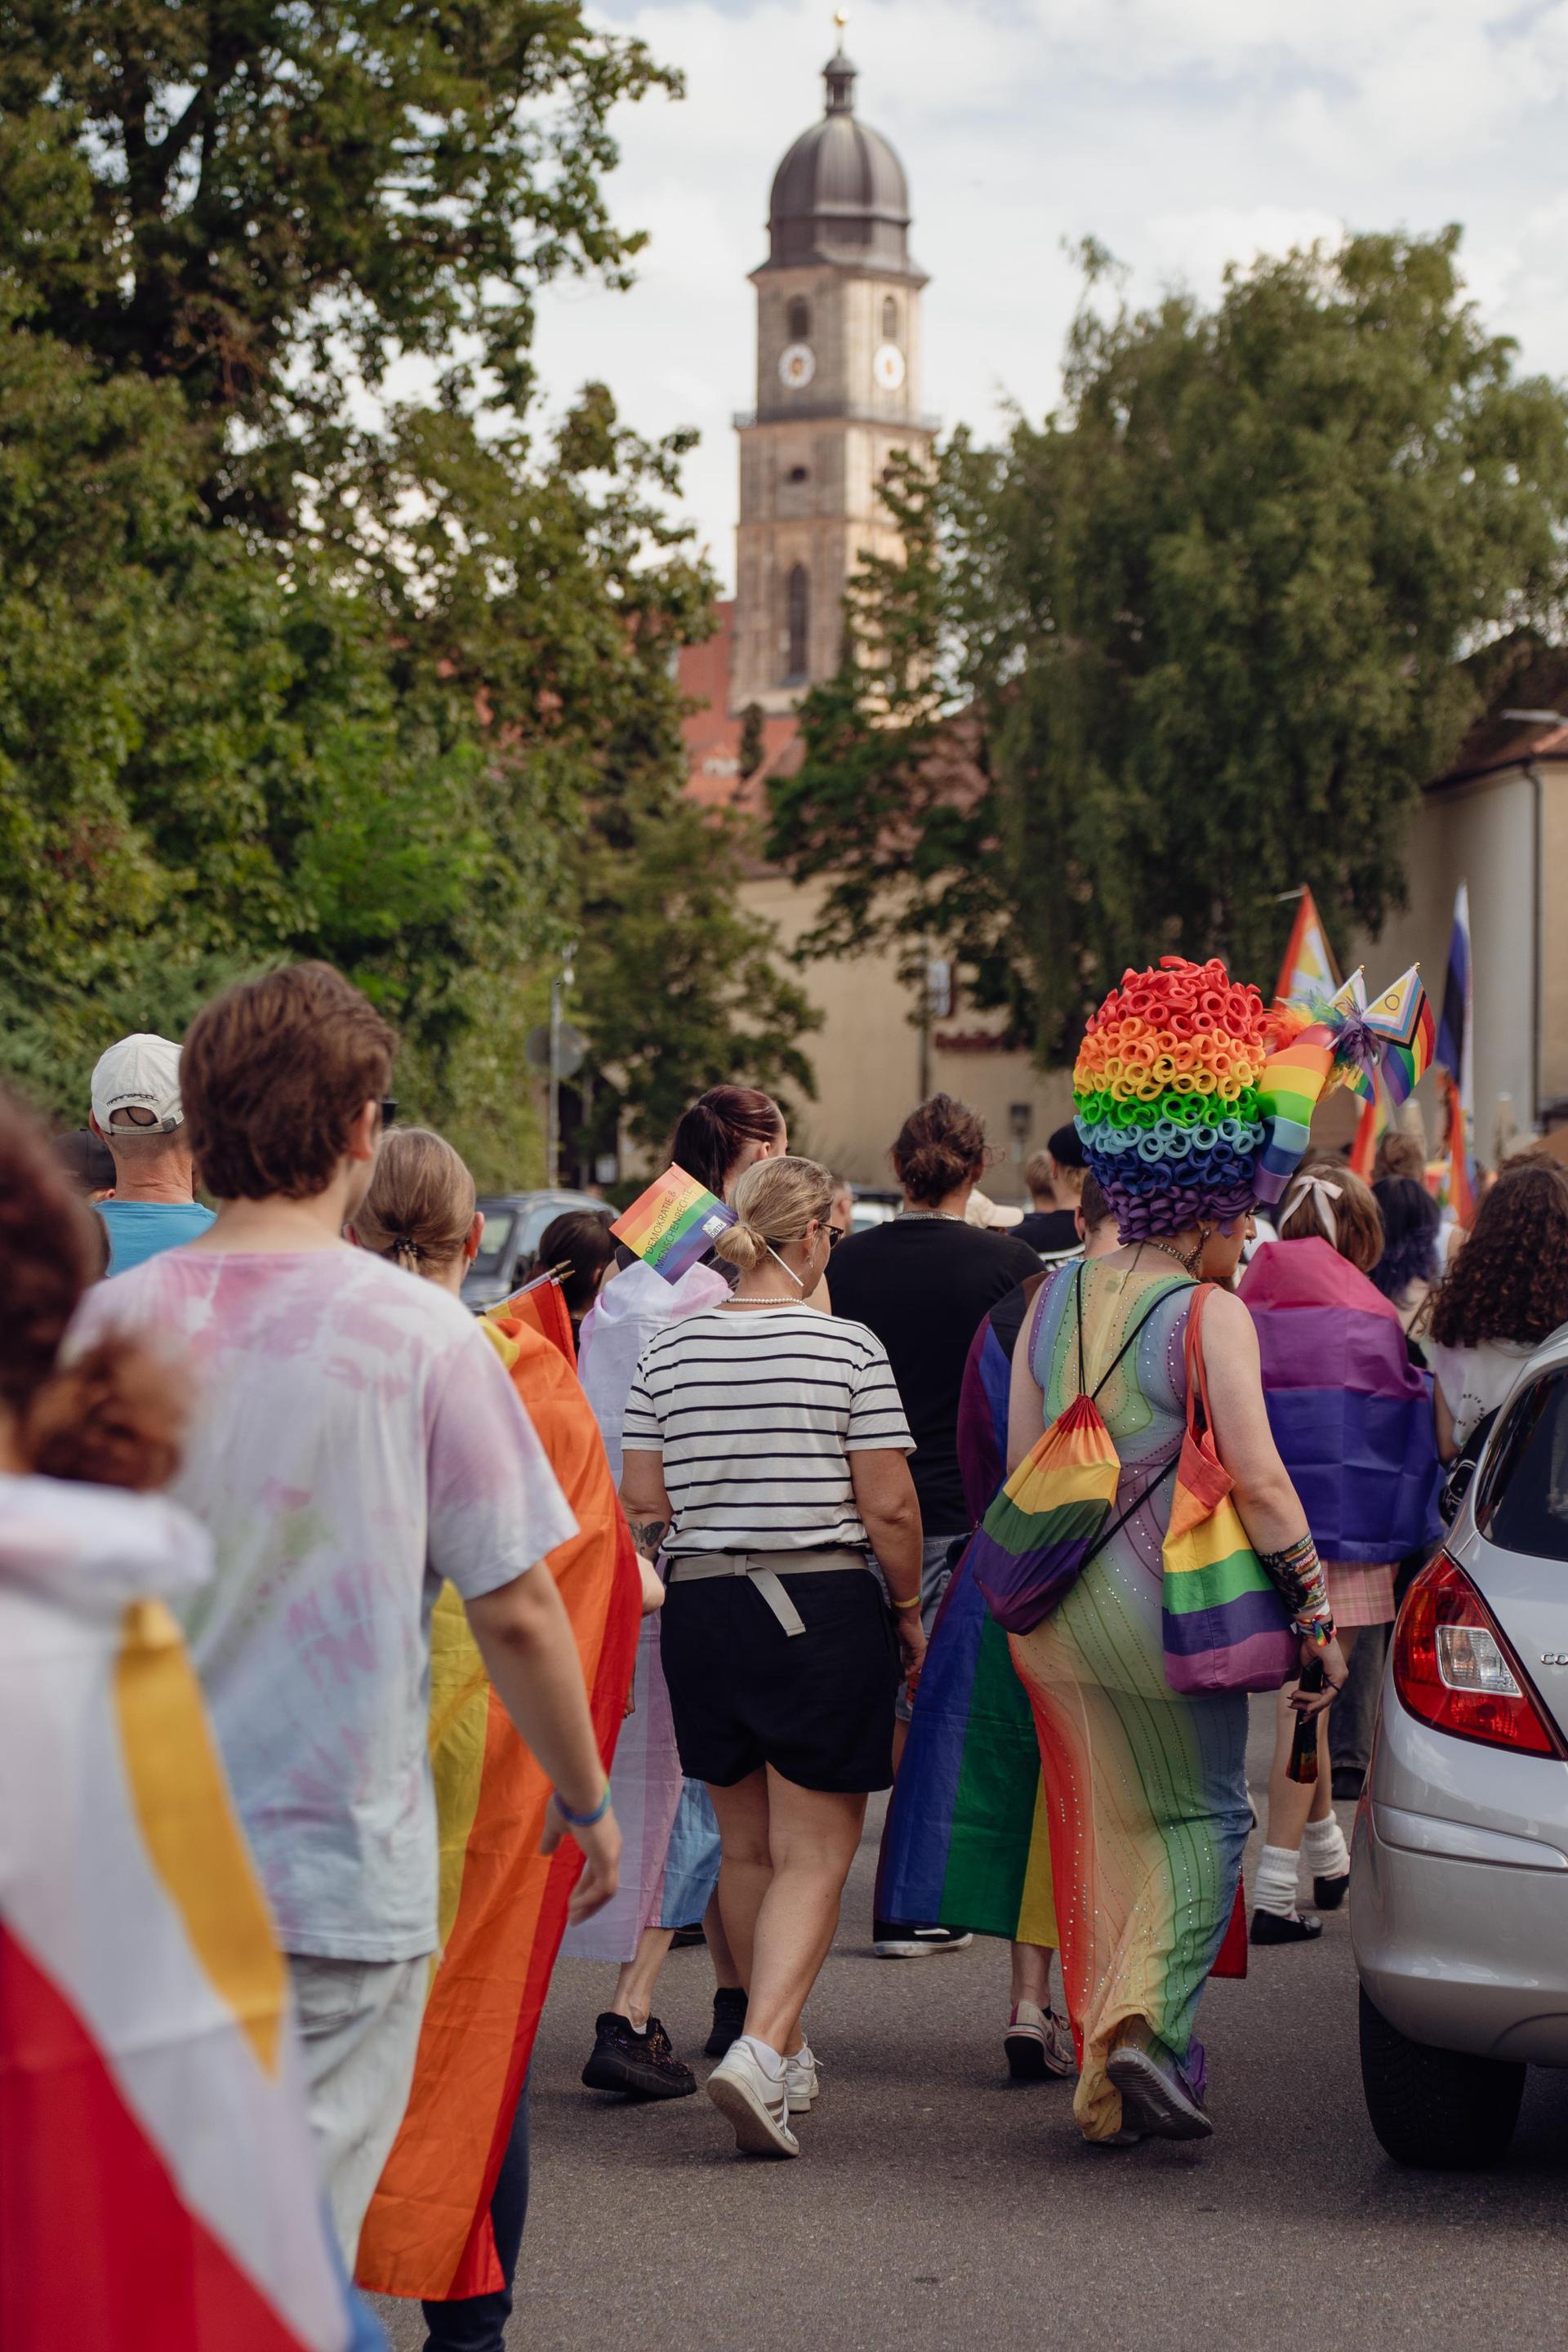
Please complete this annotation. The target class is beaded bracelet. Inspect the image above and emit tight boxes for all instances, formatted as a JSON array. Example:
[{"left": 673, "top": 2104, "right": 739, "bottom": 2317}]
[
  {"left": 552, "top": 1778, "right": 612, "bottom": 1829},
  {"left": 1256, "top": 1532, "right": 1332, "bottom": 1637}
]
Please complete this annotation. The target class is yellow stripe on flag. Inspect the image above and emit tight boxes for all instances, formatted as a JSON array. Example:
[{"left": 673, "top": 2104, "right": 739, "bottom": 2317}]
[
  {"left": 114, "top": 1598, "right": 286, "bottom": 2078},
  {"left": 429, "top": 1586, "right": 491, "bottom": 1953}
]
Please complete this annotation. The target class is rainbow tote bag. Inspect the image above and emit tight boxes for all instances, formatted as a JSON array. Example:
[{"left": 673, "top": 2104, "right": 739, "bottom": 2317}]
[{"left": 1160, "top": 1284, "right": 1298, "bottom": 1695}]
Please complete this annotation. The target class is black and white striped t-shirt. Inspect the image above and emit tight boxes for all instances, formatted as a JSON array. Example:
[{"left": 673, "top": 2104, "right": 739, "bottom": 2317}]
[{"left": 621, "top": 1305, "right": 914, "bottom": 1556}]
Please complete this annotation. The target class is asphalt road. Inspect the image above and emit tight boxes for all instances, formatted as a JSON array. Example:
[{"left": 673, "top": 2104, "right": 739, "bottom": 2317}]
[{"left": 376, "top": 1710, "right": 1568, "bottom": 2352}]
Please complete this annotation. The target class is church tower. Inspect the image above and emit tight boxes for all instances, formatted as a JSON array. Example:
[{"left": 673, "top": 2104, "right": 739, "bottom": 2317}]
[{"left": 730, "top": 38, "right": 933, "bottom": 715}]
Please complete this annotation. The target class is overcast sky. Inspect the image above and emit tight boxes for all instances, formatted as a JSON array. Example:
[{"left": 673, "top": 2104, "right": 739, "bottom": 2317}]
[{"left": 530, "top": 1, "right": 1568, "bottom": 590}]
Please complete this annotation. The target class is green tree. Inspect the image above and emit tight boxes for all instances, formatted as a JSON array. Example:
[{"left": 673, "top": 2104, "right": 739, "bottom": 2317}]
[
  {"left": 769, "top": 231, "right": 1568, "bottom": 1062},
  {"left": 0, "top": 3, "right": 815, "bottom": 1178}
]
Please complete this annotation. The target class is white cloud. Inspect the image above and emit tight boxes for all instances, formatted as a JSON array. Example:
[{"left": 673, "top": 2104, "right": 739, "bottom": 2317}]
[{"left": 530, "top": 1, "right": 1568, "bottom": 586}]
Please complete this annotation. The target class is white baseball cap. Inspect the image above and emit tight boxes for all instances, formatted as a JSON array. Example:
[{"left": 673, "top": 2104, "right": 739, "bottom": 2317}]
[{"left": 91, "top": 1033, "right": 185, "bottom": 1134}]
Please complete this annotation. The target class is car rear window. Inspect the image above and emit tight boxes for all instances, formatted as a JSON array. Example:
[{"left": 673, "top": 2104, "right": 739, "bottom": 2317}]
[
  {"left": 471, "top": 1210, "right": 516, "bottom": 1275},
  {"left": 1477, "top": 1369, "right": 1568, "bottom": 1565}
]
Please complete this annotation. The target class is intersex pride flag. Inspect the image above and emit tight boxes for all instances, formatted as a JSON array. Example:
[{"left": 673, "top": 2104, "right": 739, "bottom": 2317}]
[{"left": 612, "top": 1164, "right": 735, "bottom": 1283}]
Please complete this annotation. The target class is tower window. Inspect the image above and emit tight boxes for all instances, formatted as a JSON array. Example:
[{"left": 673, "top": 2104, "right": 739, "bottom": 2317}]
[
  {"left": 786, "top": 564, "right": 810, "bottom": 681},
  {"left": 787, "top": 296, "right": 810, "bottom": 342},
  {"left": 787, "top": 465, "right": 808, "bottom": 483},
  {"left": 882, "top": 295, "right": 898, "bottom": 341}
]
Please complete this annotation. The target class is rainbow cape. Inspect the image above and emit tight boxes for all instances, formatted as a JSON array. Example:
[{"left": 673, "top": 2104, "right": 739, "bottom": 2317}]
[
  {"left": 612, "top": 1164, "right": 736, "bottom": 1284},
  {"left": 1237, "top": 1237, "right": 1441, "bottom": 1563},
  {"left": 355, "top": 1312, "right": 640, "bottom": 2303},
  {"left": 1, "top": 1481, "right": 376, "bottom": 2352}
]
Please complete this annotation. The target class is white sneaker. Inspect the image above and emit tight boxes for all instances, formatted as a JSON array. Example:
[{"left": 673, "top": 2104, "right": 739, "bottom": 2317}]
[
  {"left": 706, "top": 2040, "right": 800, "bottom": 2158},
  {"left": 784, "top": 2041, "right": 821, "bottom": 2114}
]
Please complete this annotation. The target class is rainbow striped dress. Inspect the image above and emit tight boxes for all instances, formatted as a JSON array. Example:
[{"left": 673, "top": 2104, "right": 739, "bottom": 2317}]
[{"left": 1009, "top": 1262, "right": 1251, "bottom": 2141}]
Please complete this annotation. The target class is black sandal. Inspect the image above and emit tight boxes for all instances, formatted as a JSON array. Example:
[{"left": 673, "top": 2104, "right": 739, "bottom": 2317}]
[{"left": 1313, "top": 1870, "right": 1351, "bottom": 1912}]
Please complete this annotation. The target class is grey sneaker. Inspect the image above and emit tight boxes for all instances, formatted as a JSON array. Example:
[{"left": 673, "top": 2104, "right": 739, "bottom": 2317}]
[
  {"left": 1106, "top": 2023, "right": 1213, "bottom": 2141},
  {"left": 706, "top": 2042, "right": 800, "bottom": 2158}
]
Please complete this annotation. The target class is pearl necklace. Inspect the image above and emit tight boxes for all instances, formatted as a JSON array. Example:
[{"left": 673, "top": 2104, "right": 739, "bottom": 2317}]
[{"left": 719, "top": 1296, "right": 800, "bottom": 1309}]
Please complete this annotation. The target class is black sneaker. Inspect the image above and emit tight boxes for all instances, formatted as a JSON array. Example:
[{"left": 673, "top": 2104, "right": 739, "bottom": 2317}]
[
  {"left": 705, "top": 1984, "right": 749, "bottom": 2059},
  {"left": 581, "top": 2012, "right": 697, "bottom": 2100},
  {"left": 872, "top": 1919, "right": 975, "bottom": 1958}
]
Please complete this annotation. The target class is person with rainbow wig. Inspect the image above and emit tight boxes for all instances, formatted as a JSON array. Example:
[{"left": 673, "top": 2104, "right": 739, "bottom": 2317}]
[{"left": 1000, "top": 954, "right": 1352, "bottom": 2145}]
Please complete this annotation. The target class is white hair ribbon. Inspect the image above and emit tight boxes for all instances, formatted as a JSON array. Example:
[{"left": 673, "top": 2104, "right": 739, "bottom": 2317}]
[{"left": 1281, "top": 1173, "right": 1343, "bottom": 1244}]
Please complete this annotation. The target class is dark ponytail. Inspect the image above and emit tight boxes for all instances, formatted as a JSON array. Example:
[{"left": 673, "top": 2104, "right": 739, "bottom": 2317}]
[
  {"left": 670, "top": 1086, "right": 786, "bottom": 1200},
  {"left": 0, "top": 1091, "right": 186, "bottom": 1490}
]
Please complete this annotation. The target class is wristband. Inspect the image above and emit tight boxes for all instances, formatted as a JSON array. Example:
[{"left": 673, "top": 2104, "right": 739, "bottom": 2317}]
[
  {"left": 892, "top": 1591, "right": 924, "bottom": 1613},
  {"left": 552, "top": 1777, "right": 612, "bottom": 1829}
]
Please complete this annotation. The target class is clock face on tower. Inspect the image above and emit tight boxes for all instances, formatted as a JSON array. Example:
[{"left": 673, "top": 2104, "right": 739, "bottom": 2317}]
[
  {"left": 873, "top": 342, "right": 906, "bottom": 391},
  {"left": 777, "top": 342, "right": 816, "bottom": 390}
]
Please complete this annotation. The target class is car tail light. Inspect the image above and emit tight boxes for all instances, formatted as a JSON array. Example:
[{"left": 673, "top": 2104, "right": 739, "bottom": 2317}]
[{"left": 1393, "top": 1552, "right": 1568, "bottom": 1758}]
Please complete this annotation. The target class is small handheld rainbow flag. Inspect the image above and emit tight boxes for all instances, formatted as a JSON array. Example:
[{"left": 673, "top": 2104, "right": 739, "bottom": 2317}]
[{"left": 612, "top": 1163, "right": 736, "bottom": 1284}]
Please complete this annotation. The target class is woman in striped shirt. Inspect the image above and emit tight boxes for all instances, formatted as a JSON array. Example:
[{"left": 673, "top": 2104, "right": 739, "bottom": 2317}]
[{"left": 620, "top": 1154, "right": 927, "bottom": 2158}]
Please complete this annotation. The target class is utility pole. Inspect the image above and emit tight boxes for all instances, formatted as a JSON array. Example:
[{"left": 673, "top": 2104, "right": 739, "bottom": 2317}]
[{"left": 548, "top": 947, "right": 575, "bottom": 1186}]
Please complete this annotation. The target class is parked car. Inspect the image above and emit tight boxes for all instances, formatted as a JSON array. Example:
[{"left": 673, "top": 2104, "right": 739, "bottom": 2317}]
[
  {"left": 1352, "top": 1324, "right": 1568, "bottom": 2167},
  {"left": 461, "top": 1189, "right": 613, "bottom": 1315},
  {"left": 849, "top": 1187, "right": 902, "bottom": 1234}
]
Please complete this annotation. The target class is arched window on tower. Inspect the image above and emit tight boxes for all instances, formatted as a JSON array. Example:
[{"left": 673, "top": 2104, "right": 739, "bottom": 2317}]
[
  {"left": 787, "top": 296, "right": 810, "bottom": 342},
  {"left": 786, "top": 564, "right": 810, "bottom": 682},
  {"left": 882, "top": 295, "right": 898, "bottom": 341}
]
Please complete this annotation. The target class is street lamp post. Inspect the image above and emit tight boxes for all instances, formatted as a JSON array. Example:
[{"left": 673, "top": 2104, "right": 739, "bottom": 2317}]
[{"left": 1500, "top": 710, "right": 1566, "bottom": 1130}]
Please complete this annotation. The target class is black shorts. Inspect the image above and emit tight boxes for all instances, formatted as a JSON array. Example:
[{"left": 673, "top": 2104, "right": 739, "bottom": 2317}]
[{"left": 659, "top": 1563, "right": 900, "bottom": 1793}]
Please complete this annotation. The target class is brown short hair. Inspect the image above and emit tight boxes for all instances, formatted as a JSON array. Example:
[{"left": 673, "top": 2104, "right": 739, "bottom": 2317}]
[
  {"left": 183, "top": 964, "right": 397, "bottom": 1201},
  {"left": 1373, "top": 1129, "right": 1427, "bottom": 1185},
  {"left": 1024, "top": 1150, "right": 1056, "bottom": 1202},
  {"left": 1079, "top": 1172, "right": 1112, "bottom": 1231},
  {"left": 1279, "top": 1158, "right": 1383, "bottom": 1275},
  {"left": 893, "top": 1094, "right": 988, "bottom": 1207}
]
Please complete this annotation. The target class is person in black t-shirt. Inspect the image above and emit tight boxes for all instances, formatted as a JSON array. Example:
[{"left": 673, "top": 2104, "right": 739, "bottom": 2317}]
[
  {"left": 1013, "top": 1124, "right": 1089, "bottom": 1262},
  {"left": 826, "top": 1093, "right": 1041, "bottom": 1960}
]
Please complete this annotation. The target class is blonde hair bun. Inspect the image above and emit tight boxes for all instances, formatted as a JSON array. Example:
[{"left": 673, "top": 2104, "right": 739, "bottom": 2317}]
[{"left": 719, "top": 1154, "right": 834, "bottom": 1272}]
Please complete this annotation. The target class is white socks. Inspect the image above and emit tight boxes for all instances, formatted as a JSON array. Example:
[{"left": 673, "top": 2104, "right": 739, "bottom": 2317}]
[
  {"left": 736, "top": 2032, "right": 785, "bottom": 2079},
  {"left": 1303, "top": 1813, "right": 1351, "bottom": 1882},
  {"left": 1254, "top": 1843, "right": 1303, "bottom": 1919}
]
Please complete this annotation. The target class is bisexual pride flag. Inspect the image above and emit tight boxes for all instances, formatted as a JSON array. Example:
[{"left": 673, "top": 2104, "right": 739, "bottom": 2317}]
[
  {"left": 612, "top": 1165, "right": 735, "bottom": 1284},
  {"left": 1238, "top": 1237, "right": 1441, "bottom": 1564}
]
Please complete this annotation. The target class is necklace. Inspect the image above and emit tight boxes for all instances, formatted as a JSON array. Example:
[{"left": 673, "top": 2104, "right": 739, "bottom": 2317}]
[
  {"left": 719, "top": 1295, "right": 799, "bottom": 1309},
  {"left": 1138, "top": 1236, "right": 1196, "bottom": 1275},
  {"left": 900, "top": 1209, "right": 965, "bottom": 1223}
]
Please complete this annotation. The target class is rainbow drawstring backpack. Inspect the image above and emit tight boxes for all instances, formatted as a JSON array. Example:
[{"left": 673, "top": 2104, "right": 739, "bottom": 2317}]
[
  {"left": 968, "top": 1267, "right": 1189, "bottom": 1636},
  {"left": 1160, "top": 1285, "right": 1298, "bottom": 1693}
]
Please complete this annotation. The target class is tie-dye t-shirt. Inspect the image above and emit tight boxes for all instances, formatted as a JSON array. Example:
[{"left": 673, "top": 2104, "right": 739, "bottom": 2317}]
[{"left": 73, "top": 1248, "right": 577, "bottom": 1961}]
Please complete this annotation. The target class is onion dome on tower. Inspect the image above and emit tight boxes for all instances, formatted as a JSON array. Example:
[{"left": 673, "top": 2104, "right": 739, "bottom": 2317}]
[{"left": 763, "top": 40, "right": 921, "bottom": 277}]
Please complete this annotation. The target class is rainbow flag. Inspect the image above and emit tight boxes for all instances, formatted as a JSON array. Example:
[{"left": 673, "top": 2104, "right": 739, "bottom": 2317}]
[
  {"left": 1238, "top": 1239, "right": 1441, "bottom": 1562},
  {"left": 1356, "top": 965, "right": 1433, "bottom": 1109},
  {"left": 1, "top": 1485, "right": 375, "bottom": 2352},
  {"left": 1272, "top": 885, "right": 1339, "bottom": 1008},
  {"left": 612, "top": 1164, "right": 735, "bottom": 1284},
  {"left": 356, "top": 1313, "right": 640, "bottom": 2303}
]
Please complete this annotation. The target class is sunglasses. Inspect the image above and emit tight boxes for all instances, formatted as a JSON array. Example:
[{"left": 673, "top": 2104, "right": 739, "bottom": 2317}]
[{"left": 825, "top": 1223, "right": 844, "bottom": 1249}]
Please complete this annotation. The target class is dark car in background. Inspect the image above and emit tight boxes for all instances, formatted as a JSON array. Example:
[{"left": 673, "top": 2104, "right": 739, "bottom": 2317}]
[{"left": 461, "top": 1189, "right": 614, "bottom": 1315}]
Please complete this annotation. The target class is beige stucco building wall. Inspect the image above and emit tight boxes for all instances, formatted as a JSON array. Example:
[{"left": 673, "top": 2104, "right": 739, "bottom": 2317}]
[
  {"left": 747, "top": 762, "right": 1568, "bottom": 1195},
  {"left": 742, "top": 872, "right": 1068, "bottom": 1198}
]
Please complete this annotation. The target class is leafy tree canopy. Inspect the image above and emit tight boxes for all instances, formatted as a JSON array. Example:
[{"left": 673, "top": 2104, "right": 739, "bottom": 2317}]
[
  {"left": 768, "top": 230, "right": 1568, "bottom": 1063},
  {"left": 0, "top": 3, "right": 813, "bottom": 1179}
]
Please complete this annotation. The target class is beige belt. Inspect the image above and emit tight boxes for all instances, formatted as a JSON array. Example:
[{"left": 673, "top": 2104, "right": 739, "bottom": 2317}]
[{"left": 664, "top": 1548, "right": 867, "bottom": 1637}]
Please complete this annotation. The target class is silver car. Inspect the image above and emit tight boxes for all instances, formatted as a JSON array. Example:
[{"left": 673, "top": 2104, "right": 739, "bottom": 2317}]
[{"left": 1352, "top": 1323, "right": 1568, "bottom": 2167}]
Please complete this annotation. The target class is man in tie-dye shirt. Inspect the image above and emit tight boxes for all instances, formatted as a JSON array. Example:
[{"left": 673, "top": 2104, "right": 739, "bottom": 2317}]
[{"left": 74, "top": 963, "right": 621, "bottom": 2266}]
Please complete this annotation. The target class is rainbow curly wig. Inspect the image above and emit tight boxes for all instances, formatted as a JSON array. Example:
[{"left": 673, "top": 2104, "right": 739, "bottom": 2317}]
[{"left": 1073, "top": 956, "right": 1270, "bottom": 1241}]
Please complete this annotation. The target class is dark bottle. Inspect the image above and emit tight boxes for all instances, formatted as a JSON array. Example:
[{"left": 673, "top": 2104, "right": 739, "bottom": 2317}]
[{"left": 1287, "top": 1658, "right": 1328, "bottom": 1784}]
